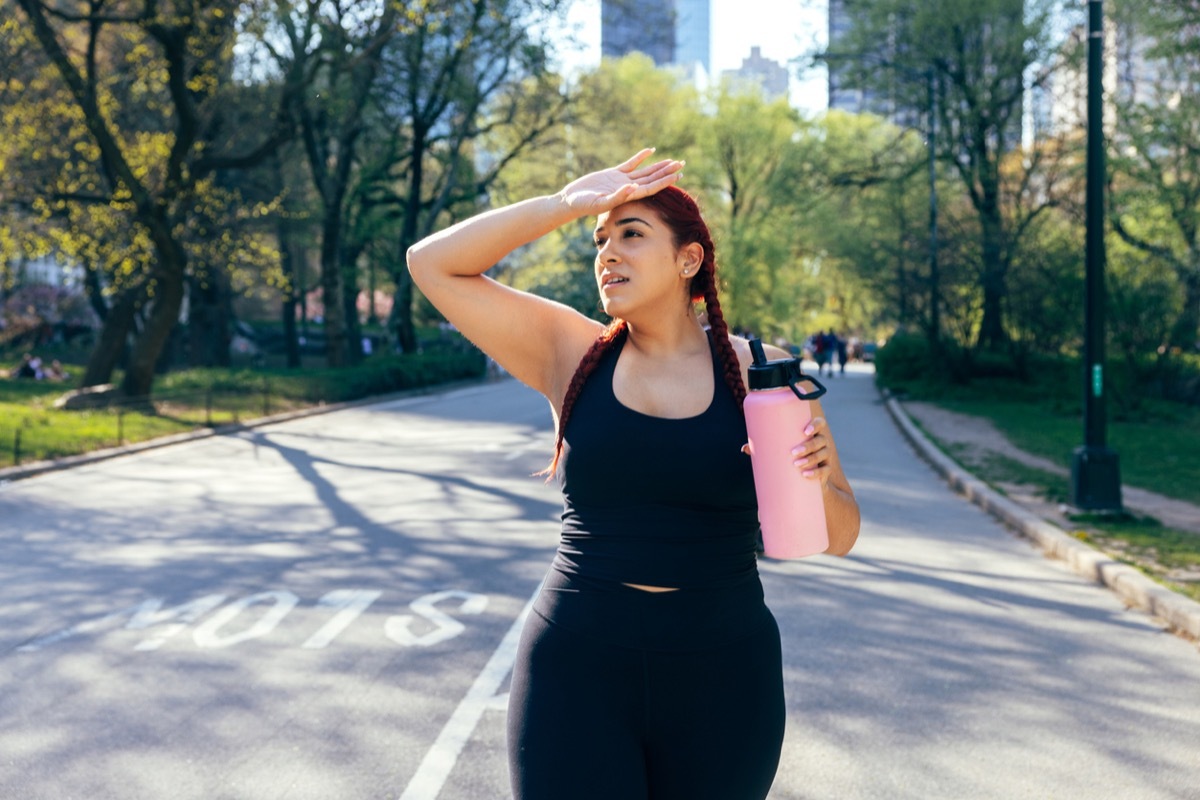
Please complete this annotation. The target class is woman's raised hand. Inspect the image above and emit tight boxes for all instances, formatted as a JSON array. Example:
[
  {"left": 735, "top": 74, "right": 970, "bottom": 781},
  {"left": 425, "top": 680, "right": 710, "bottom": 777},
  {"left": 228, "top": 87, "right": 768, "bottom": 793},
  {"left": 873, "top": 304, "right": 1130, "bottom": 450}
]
[{"left": 557, "top": 149, "right": 684, "bottom": 215}]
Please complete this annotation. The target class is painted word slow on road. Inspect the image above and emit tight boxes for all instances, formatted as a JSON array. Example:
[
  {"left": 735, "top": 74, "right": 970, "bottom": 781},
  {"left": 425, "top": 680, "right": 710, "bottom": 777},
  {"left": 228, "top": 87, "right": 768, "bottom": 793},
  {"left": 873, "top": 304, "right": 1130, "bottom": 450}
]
[{"left": 17, "top": 588, "right": 489, "bottom": 653}]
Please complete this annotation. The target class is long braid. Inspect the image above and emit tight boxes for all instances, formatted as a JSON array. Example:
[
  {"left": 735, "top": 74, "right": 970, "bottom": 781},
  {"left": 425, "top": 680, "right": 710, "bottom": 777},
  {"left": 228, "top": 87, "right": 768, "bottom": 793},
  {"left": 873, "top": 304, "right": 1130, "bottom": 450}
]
[
  {"left": 538, "top": 319, "right": 628, "bottom": 478},
  {"left": 676, "top": 198, "right": 746, "bottom": 412},
  {"left": 699, "top": 278, "right": 747, "bottom": 410}
]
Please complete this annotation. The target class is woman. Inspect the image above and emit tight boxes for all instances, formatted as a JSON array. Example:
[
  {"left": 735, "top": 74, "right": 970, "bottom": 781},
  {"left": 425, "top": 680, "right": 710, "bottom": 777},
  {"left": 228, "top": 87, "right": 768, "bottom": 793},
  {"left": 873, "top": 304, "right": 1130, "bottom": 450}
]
[{"left": 407, "top": 149, "right": 860, "bottom": 799}]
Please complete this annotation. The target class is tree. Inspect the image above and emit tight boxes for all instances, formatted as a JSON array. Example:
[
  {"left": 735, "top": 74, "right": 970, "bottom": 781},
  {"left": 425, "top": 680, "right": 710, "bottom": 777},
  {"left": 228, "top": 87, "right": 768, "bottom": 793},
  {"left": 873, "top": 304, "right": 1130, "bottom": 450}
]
[
  {"left": 801, "top": 110, "right": 933, "bottom": 340},
  {"left": 1107, "top": 0, "right": 1200, "bottom": 352},
  {"left": 693, "top": 86, "right": 820, "bottom": 341},
  {"left": 372, "top": 0, "right": 571, "bottom": 354},
  {"left": 240, "top": 0, "right": 401, "bottom": 367},
  {"left": 8, "top": 0, "right": 293, "bottom": 395},
  {"left": 827, "top": 0, "right": 1066, "bottom": 350}
]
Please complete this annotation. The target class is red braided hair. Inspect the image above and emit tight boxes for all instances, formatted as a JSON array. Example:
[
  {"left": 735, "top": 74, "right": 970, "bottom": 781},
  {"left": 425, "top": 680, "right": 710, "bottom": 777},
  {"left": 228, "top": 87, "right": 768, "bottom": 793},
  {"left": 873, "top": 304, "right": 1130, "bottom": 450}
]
[{"left": 540, "top": 185, "right": 745, "bottom": 479}]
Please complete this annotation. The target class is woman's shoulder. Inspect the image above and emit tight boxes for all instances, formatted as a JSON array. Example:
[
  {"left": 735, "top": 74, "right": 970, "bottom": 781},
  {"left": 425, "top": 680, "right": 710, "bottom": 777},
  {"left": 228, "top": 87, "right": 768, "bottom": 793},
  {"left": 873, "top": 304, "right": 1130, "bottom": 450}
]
[{"left": 726, "top": 334, "right": 791, "bottom": 367}]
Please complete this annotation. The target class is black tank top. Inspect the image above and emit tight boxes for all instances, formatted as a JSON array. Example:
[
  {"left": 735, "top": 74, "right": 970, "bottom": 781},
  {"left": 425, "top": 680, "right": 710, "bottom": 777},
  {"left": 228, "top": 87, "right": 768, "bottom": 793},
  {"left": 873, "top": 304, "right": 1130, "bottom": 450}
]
[{"left": 554, "top": 332, "right": 761, "bottom": 588}]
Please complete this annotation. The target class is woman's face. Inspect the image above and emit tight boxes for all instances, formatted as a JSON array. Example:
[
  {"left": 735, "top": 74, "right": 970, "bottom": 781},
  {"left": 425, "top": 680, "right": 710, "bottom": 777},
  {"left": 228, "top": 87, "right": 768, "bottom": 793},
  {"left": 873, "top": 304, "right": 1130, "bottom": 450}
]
[{"left": 593, "top": 201, "right": 693, "bottom": 318}]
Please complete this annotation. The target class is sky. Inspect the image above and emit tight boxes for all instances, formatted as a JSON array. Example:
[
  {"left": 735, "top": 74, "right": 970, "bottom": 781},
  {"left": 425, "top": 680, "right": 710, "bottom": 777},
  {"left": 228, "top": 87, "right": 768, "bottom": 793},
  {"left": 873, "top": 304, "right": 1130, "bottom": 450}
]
[{"left": 551, "top": 0, "right": 829, "bottom": 113}]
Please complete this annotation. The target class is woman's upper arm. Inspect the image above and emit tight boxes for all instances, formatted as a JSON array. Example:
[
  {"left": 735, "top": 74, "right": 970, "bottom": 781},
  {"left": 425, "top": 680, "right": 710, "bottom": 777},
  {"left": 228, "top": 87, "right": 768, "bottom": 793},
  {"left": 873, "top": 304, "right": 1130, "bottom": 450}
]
[{"left": 407, "top": 266, "right": 600, "bottom": 402}]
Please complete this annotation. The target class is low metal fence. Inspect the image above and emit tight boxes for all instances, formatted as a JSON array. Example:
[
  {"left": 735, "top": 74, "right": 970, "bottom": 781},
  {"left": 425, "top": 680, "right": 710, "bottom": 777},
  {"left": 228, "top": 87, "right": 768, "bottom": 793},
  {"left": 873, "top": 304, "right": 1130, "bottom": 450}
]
[{"left": 2, "top": 377, "right": 293, "bottom": 469}]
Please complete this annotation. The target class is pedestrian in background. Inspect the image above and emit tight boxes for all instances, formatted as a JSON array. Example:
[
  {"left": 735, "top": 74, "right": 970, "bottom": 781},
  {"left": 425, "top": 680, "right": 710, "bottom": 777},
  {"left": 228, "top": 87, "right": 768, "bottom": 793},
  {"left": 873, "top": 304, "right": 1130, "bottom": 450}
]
[
  {"left": 407, "top": 149, "right": 860, "bottom": 800},
  {"left": 813, "top": 330, "right": 830, "bottom": 376}
]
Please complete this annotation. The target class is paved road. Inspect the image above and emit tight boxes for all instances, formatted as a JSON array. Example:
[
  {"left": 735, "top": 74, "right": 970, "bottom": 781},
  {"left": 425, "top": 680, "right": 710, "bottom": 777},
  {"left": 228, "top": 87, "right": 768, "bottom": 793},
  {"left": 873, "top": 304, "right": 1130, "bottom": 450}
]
[{"left": 2, "top": 368, "right": 1198, "bottom": 799}]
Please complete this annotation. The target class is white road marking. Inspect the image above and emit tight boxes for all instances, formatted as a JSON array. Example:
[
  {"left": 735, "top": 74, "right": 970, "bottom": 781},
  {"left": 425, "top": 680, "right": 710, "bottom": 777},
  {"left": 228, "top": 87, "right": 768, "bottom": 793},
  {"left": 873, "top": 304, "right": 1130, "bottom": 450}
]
[
  {"left": 302, "top": 589, "right": 383, "bottom": 649},
  {"left": 14, "top": 587, "right": 491, "bottom": 654},
  {"left": 17, "top": 603, "right": 145, "bottom": 652},
  {"left": 386, "top": 590, "right": 488, "bottom": 648},
  {"left": 193, "top": 590, "right": 299, "bottom": 648},
  {"left": 397, "top": 586, "right": 538, "bottom": 800},
  {"left": 129, "top": 594, "right": 228, "bottom": 651}
]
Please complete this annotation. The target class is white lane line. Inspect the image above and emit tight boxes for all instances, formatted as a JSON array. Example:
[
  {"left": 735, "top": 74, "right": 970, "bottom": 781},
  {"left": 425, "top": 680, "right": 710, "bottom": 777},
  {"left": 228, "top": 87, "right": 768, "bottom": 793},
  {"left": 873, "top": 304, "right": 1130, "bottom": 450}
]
[{"left": 397, "top": 585, "right": 538, "bottom": 800}]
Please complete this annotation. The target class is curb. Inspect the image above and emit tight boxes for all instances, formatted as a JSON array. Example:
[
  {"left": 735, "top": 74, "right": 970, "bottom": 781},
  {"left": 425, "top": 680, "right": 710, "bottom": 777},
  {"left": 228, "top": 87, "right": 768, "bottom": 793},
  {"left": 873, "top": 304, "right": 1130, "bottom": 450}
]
[
  {"left": 0, "top": 377, "right": 491, "bottom": 485},
  {"left": 883, "top": 393, "right": 1200, "bottom": 642}
]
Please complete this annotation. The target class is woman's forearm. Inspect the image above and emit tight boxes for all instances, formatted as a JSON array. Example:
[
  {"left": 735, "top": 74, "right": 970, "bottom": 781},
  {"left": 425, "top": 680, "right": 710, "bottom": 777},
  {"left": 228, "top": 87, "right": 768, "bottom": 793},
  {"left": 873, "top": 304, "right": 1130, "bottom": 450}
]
[
  {"left": 823, "top": 484, "right": 861, "bottom": 556},
  {"left": 407, "top": 194, "right": 578, "bottom": 280}
]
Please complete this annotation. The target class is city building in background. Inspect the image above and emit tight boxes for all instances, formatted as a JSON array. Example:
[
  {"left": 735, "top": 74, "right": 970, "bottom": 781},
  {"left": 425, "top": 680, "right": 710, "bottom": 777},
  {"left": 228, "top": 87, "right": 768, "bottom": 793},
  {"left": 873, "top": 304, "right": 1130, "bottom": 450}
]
[
  {"left": 600, "top": 0, "right": 711, "bottom": 81},
  {"left": 826, "top": 0, "right": 870, "bottom": 113},
  {"left": 601, "top": 0, "right": 677, "bottom": 66},
  {"left": 1031, "top": 14, "right": 1166, "bottom": 143},
  {"left": 825, "top": 0, "right": 920, "bottom": 128},
  {"left": 722, "top": 46, "right": 789, "bottom": 101},
  {"left": 593, "top": 0, "right": 828, "bottom": 110},
  {"left": 675, "top": 0, "right": 712, "bottom": 77}
]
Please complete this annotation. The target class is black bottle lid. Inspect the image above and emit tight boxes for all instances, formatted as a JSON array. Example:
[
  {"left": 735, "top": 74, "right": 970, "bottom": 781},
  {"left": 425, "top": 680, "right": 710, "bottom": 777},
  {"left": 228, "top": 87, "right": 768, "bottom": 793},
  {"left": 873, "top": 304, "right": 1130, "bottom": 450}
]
[{"left": 746, "top": 337, "right": 827, "bottom": 400}]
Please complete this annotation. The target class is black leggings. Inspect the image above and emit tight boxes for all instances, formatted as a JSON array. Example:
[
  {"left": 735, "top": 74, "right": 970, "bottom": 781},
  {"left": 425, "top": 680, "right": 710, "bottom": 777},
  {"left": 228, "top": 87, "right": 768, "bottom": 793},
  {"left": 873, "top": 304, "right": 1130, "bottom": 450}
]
[{"left": 507, "top": 570, "right": 785, "bottom": 800}]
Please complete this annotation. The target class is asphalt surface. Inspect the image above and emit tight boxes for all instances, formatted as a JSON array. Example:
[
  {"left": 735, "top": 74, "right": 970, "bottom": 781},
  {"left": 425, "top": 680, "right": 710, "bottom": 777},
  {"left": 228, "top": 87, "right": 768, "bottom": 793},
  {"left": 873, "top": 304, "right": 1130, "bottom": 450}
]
[{"left": 2, "top": 367, "right": 1198, "bottom": 799}]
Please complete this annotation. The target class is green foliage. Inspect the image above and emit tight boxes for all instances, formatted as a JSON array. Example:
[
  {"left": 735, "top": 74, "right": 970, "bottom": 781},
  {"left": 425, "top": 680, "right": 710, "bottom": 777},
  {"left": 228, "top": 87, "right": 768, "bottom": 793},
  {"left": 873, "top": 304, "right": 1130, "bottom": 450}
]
[
  {"left": 3, "top": 0, "right": 292, "bottom": 395},
  {"left": 829, "top": 0, "right": 1068, "bottom": 349},
  {"left": 1108, "top": 350, "right": 1200, "bottom": 414},
  {"left": 294, "top": 349, "right": 487, "bottom": 403},
  {"left": 1005, "top": 206, "right": 1086, "bottom": 356},
  {"left": 5, "top": 0, "right": 1199, "bottom": 406},
  {"left": 802, "top": 110, "right": 937, "bottom": 340},
  {"left": 1106, "top": 0, "right": 1200, "bottom": 353},
  {"left": 873, "top": 331, "right": 939, "bottom": 392},
  {"left": 692, "top": 88, "right": 820, "bottom": 341}
]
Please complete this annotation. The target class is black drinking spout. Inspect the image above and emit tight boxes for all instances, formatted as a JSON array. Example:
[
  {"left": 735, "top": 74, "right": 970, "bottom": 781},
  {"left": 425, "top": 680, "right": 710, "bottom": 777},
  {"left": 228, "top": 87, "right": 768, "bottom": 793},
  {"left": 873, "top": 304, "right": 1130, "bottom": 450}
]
[{"left": 748, "top": 337, "right": 768, "bottom": 366}]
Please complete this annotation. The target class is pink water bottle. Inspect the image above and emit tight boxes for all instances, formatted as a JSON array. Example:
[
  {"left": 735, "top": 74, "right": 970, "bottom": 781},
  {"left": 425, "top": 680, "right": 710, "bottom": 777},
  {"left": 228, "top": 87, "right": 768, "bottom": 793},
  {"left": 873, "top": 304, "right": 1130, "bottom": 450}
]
[{"left": 743, "top": 338, "right": 829, "bottom": 558}]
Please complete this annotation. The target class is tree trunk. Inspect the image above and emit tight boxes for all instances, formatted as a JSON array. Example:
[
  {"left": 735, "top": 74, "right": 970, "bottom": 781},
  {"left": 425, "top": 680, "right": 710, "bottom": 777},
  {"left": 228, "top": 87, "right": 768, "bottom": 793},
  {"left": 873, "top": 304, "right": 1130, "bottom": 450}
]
[
  {"left": 389, "top": 272, "right": 417, "bottom": 354},
  {"left": 392, "top": 134, "right": 425, "bottom": 356},
  {"left": 342, "top": 255, "right": 363, "bottom": 365},
  {"left": 319, "top": 211, "right": 348, "bottom": 367},
  {"left": 81, "top": 259, "right": 110, "bottom": 323},
  {"left": 187, "top": 269, "right": 233, "bottom": 367},
  {"left": 121, "top": 279, "right": 184, "bottom": 397},
  {"left": 976, "top": 208, "right": 1008, "bottom": 350},
  {"left": 279, "top": 227, "right": 301, "bottom": 369},
  {"left": 81, "top": 282, "right": 145, "bottom": 388},
  {"left": 99, "top": 222, "right": 188, "bottom": 396}
]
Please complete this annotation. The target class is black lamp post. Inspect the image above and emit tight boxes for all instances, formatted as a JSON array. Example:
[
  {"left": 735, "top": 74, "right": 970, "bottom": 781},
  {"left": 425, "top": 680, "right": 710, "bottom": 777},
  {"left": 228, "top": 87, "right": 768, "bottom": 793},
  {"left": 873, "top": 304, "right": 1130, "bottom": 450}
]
[{"left": 1070, "top": 0, "right": 1122, "bottom": 511}]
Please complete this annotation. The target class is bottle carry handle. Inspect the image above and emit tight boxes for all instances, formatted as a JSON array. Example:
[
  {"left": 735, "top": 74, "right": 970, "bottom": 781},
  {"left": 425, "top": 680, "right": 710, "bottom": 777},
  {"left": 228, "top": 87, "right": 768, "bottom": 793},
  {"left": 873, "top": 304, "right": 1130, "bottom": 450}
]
[{"left": 786, "top": 362, "right": 827, "bottom": 402}]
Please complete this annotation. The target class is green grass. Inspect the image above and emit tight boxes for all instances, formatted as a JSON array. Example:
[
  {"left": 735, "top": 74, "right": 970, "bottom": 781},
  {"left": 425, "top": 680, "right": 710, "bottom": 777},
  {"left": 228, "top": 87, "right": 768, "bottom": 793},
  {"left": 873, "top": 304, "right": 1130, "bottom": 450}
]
[
  {"left": 909, "top": 388, "right": 1200, "bottom": 507},
  {"left": 0, "top": 345, "right": 486, "bottom": 469},
  {"left": 0, "top": 374, "right": 302, "bottom": 467},
  {"left": 1071, "top": 516, "right": 1200, "bottom": 603}
]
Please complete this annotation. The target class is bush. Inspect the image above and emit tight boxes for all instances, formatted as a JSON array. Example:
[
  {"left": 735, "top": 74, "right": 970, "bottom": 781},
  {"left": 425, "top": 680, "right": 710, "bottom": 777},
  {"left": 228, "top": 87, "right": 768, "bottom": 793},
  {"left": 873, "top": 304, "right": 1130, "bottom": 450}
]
[
  {"left": 874, "top": 332, "right": 938, "bottom": 394},
  {"left": 303, "top": 348, "right": 487, "bottom": 403},
  {"left": 1109, "top": 350, "right": 1200, "bottom": 414}
]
